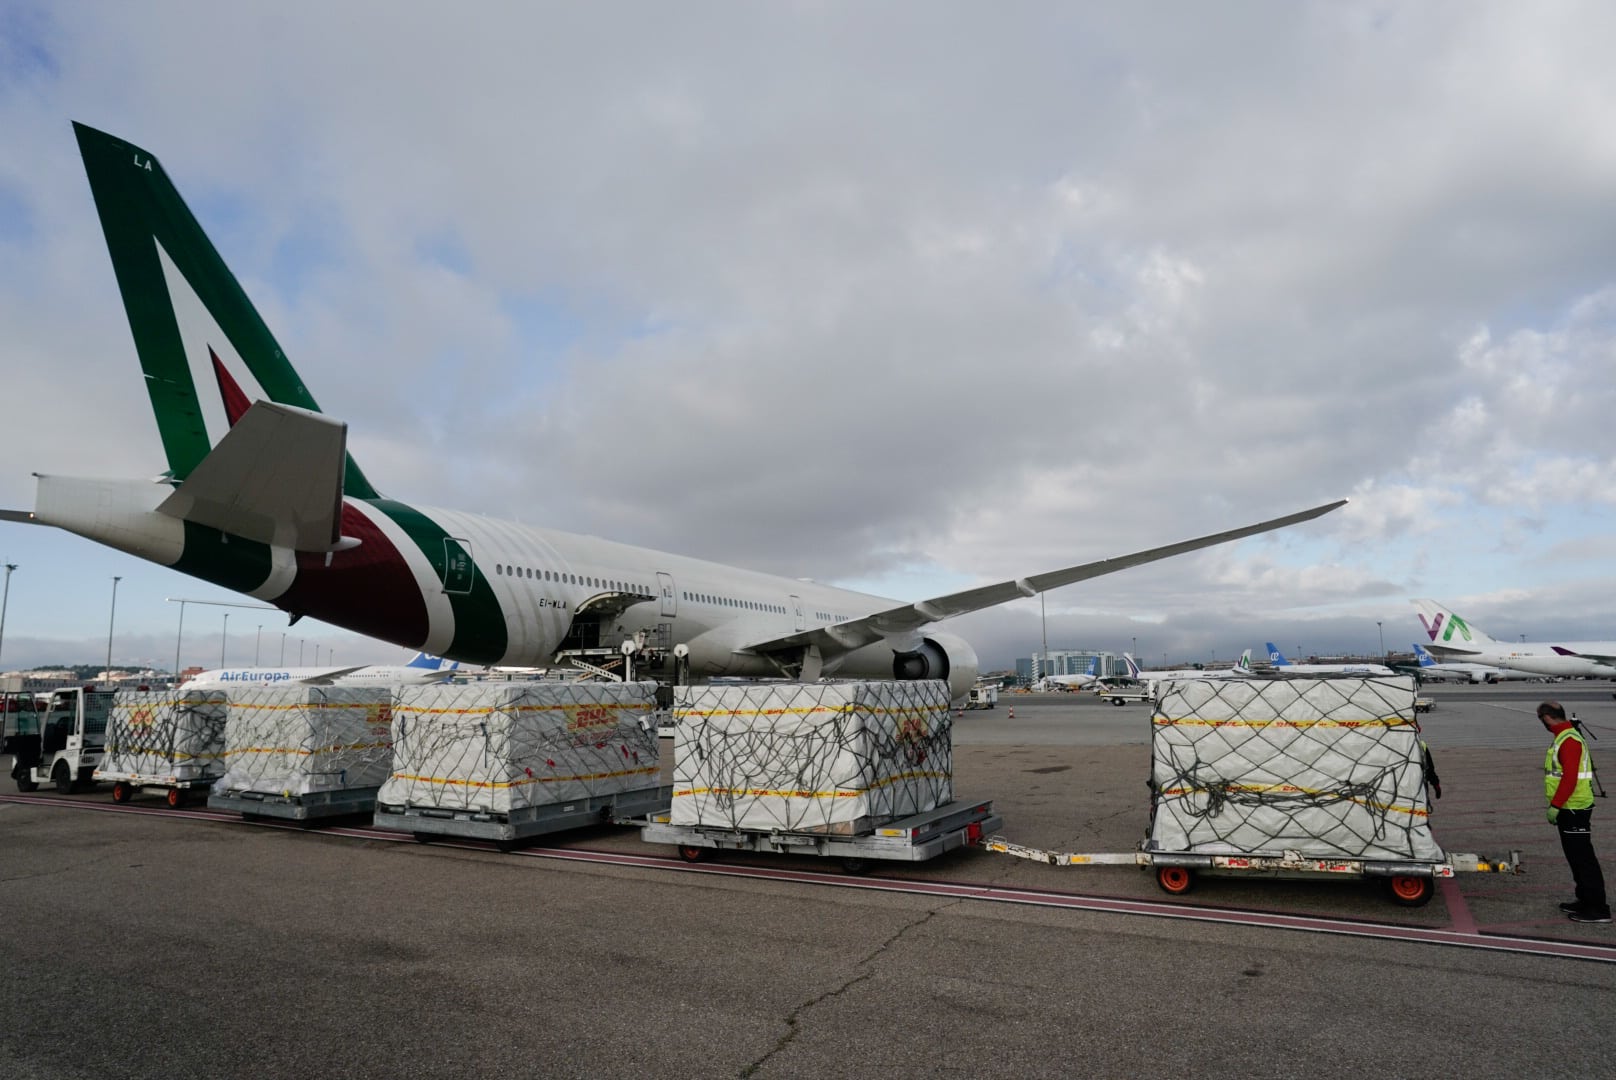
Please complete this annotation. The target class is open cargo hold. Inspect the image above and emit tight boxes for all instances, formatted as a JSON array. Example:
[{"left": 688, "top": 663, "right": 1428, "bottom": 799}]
[
  {"left": 984, "top": 675, "right": 1522, "bottom": 906},
  {"left": 96, "top": 689, "right": 228, "bottom": 805},
  {"left": 642, "top": 680, "right": 998, "bottom": 872},
  {"left": 374, "top": 681, "right": 668, "bottom": 843},
  {"left": 208, "top": 687, "right": 393, "bottom": 820}
]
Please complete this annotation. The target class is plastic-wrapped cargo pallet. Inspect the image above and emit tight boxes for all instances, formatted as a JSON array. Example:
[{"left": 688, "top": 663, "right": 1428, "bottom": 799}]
[
  {"left": 378, "top": 681, "right": 661, "bottom": 813},
  {"left": 102, "top": 689, "right": 228, "bottom": 783},
  {"left": 1149, "top": 675, "right": 1442, "bottom": 862},
  {"left": 213, "top": 687, "right": 394, "bottom": 797},
  {"left": 670, "top": 680, "right": 953, "bottom": 834}
]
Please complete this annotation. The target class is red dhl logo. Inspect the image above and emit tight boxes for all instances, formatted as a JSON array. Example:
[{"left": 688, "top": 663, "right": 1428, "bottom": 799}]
[
  {"left": 567, "top": 705, "right": 616, "bottom": 733},
  {"left": 128, "top": 708, "right": 155, "bottom": 728},
  {"left": 367, "top": 703, "right": 394, "bottom": 736}
]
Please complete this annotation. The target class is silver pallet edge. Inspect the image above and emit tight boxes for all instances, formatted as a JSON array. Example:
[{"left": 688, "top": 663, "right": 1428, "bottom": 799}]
[
  {"left": 208, "top": 785, "right": 380, "bottom": 820},
  {"left": 641, "top": 799, "right": 1001, "bottom": 863},
  {"left": 374, "top": 784, "right": 674, "bottom": 842},
  {"left": 95, "top": 768, "right": 222, "bottom": 790}
]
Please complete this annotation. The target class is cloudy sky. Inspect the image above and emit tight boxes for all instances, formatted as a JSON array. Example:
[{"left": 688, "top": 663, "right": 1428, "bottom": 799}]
[{"left": 1, "top": 2, "right": 1614, "bottom": 674}]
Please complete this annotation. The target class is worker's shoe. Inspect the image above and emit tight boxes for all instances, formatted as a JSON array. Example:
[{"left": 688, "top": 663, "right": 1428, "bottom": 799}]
[
  {"left": 1560, "top": 901, "right": 1586, "bottom": 913},
  {"left": 1568, "top": 908, "right": 1613, "bottom": 924}
]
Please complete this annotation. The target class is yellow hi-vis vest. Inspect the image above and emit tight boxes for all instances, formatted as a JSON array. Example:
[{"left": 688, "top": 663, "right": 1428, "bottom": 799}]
[{"left": 1545, "top": 728, "right": 1596, "bottom": 810}]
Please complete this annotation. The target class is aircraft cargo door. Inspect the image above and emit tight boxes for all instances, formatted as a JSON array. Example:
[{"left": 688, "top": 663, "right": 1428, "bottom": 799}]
[
  {"left": 657, "top": 572, "right": 677, "bottom": 617},
  {"left": 790, "top": 594, "right": 807, "bottom": 632}
]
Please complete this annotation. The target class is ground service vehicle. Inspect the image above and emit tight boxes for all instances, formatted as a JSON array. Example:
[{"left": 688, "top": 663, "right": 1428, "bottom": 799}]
[{"left": 2, "top": 687, "right": 114, "bottom": 793}]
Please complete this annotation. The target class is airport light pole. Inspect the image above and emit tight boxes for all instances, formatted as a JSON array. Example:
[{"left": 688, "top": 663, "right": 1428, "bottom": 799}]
[
  {"left": 298, "top": 639, "right": 305, "bottom": 664},
  {"left": 1039, "top": 593, "right": 1048, "bottom": 682},
  {"left": 106, "top": 576, "right": 122, "bottom": 675},
  {"left": 1377, "top": 621, "right": 1384, "bottom": 658},
  {"left": 220, "top": 612, "right": 229, "bottom": 666},
  {"left": 255, "top": 625, "right": 262, "bottom": 666},
  {"left": 280, "top": 632, "right": 286, "bottom": 665},
  {"left": 0, "top": 562, "right": 15, "bottom": 670}
]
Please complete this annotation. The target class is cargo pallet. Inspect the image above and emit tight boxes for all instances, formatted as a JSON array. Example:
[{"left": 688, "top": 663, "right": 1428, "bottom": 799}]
[
  {"left": 208, "top": 785, "right": 380, "bottom": 821},
  {"left": 640, "top": 799, "right": 1001, "bottom": 874},
  {"left": 983, "top": 837, "right": 1522, "bottom": 906},
  {"left": 95, "top": 768, "right": 219, "bottom": 809},
  {"left": 374, "top": 784, "right": 674, "bottom": 847}
]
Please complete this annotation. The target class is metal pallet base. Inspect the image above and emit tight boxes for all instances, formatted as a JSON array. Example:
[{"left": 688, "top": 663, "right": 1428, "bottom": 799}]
[
  {"left": 641, "top": 799, "right": 1001, "bottom": 864},
  {"left": 374, "top": 784, "right": 673, "bottom": 843},
  {"left": 208, "top": 785, "right": 380, "bottom": 821}
]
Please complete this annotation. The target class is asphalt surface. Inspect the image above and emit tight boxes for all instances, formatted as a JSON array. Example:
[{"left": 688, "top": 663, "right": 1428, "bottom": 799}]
[{"left": 4, "top": 680, "right": 1616, "bottom": 1078}]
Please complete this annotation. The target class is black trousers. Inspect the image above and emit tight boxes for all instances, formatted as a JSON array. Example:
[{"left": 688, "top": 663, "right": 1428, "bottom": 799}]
[{"left": 1557, "top": 807, "right": 1609, "bottom": 912}]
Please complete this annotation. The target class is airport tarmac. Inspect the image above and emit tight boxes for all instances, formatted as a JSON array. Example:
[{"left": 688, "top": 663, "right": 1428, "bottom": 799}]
[{"left": 4, "top": 681, "right": 1616, "bottom": 1078}]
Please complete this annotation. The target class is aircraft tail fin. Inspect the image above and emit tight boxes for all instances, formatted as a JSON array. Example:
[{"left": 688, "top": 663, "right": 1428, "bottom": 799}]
[
  {"left": 1412, "top": 643, "right": 1437, "bottom": 666},
  {"left": 1122, "top": 654, "right": 1141, "bottom": 679},
  {"left": 1412, "top": 599, "right": 1499, "bottom": 647},
  {"left": 1235, "top": 647, "right": 1253, "bottom": 673},
  {"left": 405, "top": 652, "right": 446, "bottom": 670},
  {"left": 1266, "top": 643, "right": 1290, "bottom": 666},
  {"left": 73, "top": 121, "right": 378, "bottom": 498}
]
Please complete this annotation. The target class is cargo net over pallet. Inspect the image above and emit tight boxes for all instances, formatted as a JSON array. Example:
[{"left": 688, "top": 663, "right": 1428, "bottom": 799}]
[
  {"left": 671, "top": 680, "right": 953, "bottom": 834},
  {"left": 378, "top": 682, "right": 662, "bottom": 814},
  {"left": 102, "top": 690, "right": 228, "bottom": 783},
  {"left": 1150, "top": 675, "right": 1442, "bottom": 862},
  {"left": 213, "top": 687, "right": 394, "bottom": 797}
]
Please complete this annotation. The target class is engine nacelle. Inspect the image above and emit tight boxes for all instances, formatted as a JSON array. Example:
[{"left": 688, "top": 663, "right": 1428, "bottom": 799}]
[{"left": 891, "top": 632, "right": 979, "bottom": 703}]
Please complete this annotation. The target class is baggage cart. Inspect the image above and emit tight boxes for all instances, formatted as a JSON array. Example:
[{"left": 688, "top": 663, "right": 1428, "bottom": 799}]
[
  {"left": 208, "top": 785, "right": 381, "bottom": 821},
  {"left": 376, "top": 783, "right": 673, "bottom": 848},
  {"left": 983, "top": 836, "right": 1521, "bottom": 906},
  {"left": 641, "top": 798, "right": 1000, "bottom": 875}
]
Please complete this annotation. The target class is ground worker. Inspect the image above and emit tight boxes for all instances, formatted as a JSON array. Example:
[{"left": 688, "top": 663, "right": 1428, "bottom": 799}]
[{"left": 1538, "top": 700, "right": 1611, "bottom": 924}]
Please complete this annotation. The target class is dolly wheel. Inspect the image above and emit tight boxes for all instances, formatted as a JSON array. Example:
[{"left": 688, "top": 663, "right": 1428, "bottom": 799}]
[
  {"left": 1156, "top": 866, "right": 1195, "bottom": 895},
  {"left": 52, "top": 761, "right": 74, "bottom": 794},
  {"left": 165, "top": 787, "right": 185, "bottom": 809},
  {"left": 1388, "top": 875, "right": 1434, "bottom": 907},
  {"left": 840, "top": 857, "right": 872, "bottom": 876},
  {"left": 111, "top": 782, "right": 132, "bottom": 804},
  {"left": 677, "top": 844, "right": 709, "bottom": 863}
]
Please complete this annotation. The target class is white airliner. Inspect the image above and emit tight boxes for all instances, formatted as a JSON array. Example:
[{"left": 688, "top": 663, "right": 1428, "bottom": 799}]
[
  {"left": 180, "top": 651, "right": 457, "bottom": 690},
  {"left": 1265, "top": 644, "right": 1394, "bottom": 677},
  {"left": 0, "top": 123, "right": 1345, "bottom": 703},
  {"left": 1413, "top": 600, "right": 1616, "bottom": 679},
  {"left": 1127, "top": 649, "right": 1255, "bottom": 683},
  {"left": 1409, "top": 642, "right": 1534, "bottom": 684},
  {"left": 1037, "top": 656, "right": 1101, "bottom": 691}
]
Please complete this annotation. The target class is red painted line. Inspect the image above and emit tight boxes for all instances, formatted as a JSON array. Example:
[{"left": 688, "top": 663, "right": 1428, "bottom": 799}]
[
  {"left": 7, "top": 794, "right": 1616, "bottom": 964},
  {"left": 1439, "top": 875, "right": 1479, "bottom": 934}
]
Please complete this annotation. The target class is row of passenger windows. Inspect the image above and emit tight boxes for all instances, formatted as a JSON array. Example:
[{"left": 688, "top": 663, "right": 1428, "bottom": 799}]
[
  {"left": 493, "top": 564, "right": 651, "bottom": 597},
  {"left": 682, "top": 591, "right": 788, "bottom": 615},
  {"left": 815, "top": 611, "right": 849, "bottom": 622}
]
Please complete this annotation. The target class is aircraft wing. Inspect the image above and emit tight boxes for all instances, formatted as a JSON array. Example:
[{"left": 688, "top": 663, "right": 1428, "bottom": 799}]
[
  {"left": 293, "top": 666, "right": 365, "bottom": 685},
  {"left": 743, "top": 499, "right": 1346, "bottom": 658},
  {"left": 1553, "top": 646, "right": 1616, "bottom": 666}
]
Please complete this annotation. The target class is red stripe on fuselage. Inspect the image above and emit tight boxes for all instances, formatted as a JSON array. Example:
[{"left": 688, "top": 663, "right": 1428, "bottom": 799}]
[
  {"left": 276, "top": 502, "right": 430, "bottom": 648},
  {"left": 209, "top": 347, "right": 253, "bottom": 427}
]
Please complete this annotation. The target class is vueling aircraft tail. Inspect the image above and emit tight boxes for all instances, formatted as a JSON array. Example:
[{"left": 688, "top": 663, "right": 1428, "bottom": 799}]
[
  {"left": 1411, "top": 599, "right": 1495, "bottom": 654},
  {"left": 72, "top": 122, "right": 378, "bottom": 498}
]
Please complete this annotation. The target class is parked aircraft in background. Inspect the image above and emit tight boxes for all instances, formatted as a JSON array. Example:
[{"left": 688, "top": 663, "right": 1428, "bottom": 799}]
[
  {"left": 1413, "top": 600, "right": 1616, "bottom": 680},
  {"left": 1410, "top": 642, "right": 1534, "bottom": 684},
  {"left": 181, "top": 652, "right": 458, "bottom": 690},
  {"left": 1037, "top": 656, "right": 1101, "bottom": 692},
  {"left": 1265, "top": 644, "right": 1395, "bottom": 677},
  {"left": 1127, "top": 649, "right": 1254, "bottom": 683},
  {"left": 0, "top": 123, "right": 1345, "bottom": 704}
]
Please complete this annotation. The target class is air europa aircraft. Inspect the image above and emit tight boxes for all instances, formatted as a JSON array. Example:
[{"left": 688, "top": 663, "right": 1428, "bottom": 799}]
[{"left": 0, "top": 123, "right": 1345, "bottom": 701}]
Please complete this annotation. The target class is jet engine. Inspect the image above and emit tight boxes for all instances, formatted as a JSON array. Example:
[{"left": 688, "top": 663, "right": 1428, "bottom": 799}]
[{"left": 891, "top": 631, "right": 979, "bottom": 702}]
